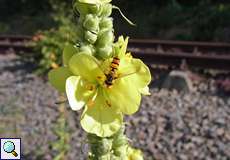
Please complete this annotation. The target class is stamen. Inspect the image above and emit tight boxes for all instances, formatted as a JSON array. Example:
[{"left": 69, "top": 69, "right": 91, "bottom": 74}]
[
  {"left": 97, "top": 76, "right": 102, "bottom": 80},
  {"left": 86, "top": 84, "right": 95, "bottom": 91},
  {"left": 87, "top": 100, "right": 94, "bottom": 107},
  {"left": 105, "top": 100, "right": 112, "bottom": 107}
]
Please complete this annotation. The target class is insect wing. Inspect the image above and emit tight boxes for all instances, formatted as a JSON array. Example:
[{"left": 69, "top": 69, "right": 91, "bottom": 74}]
[{"left": 116, "top": 71, "right": 137, "bottom": 79}]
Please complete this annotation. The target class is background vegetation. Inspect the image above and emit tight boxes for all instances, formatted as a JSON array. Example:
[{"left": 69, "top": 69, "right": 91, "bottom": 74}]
[
  {"left": 1, "top": 0, "right": 230, "bottom": 41},
  {"left": 1, "top": 0, "right": 230, "bottom": 74}
]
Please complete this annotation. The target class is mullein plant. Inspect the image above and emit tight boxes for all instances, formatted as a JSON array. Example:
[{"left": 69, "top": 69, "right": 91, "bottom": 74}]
[
  {"left": 48, "top": 0, "right": 151, "bottom": 159},
  {"left": 52, "top": 101, "right": 70, "bottom": 160}
]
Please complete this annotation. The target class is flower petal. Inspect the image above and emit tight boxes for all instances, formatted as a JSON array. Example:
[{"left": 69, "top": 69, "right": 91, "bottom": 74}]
[
  {"left": 127, "top": 147, "right": 144, "bottom": 160},
  {"left": 48, "top": 67, "right": 72, "bottom": 92},
  {"left": 66, "top": 76, "right": 96, "bottom": 111},
  {"left": 81, "top": 88, "right": 123, "bottom": 137},
  {"left": 119, "top": 58, "right": 151, "bottom": 93},
  {"left": 139, "top": 86, "right": 151, "bottom": 95},
  {"left": 69, "top": 53, "right": 104, "bottom": 83},
  {"left": 63, "top": 44, "right": 78, "bottom": 66},
  {"left": 106, "top": 78, "right": 141, "bottom": 115}
]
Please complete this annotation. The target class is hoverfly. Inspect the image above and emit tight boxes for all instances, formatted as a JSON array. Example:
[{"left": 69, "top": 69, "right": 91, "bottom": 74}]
[
  {"left": 98, "top": 55, "right": 138, "bottom": 89},
  {"left": 104, "top": 56, "right": 120, "bottom": 88}
]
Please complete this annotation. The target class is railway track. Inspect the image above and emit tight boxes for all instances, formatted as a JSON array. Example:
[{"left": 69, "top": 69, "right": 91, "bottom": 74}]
[
  {"left": 128, "top": 39, "right": 230, "bottom": 70},
  {"left": 0, "top": 35, "right": 230, "bottom": 70},
  {"left": 0, "top": 35, "right": 32, "bottom": 53}
]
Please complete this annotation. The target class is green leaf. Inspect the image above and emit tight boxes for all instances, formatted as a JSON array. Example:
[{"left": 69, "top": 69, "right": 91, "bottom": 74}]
[
  {"left": 63, "top": 44, "right": 78, "bottom": 66},
  {"left": 48, "top": 67, "right": 72, "bottom": 92},
  {"left": 69, "top": 53, "right": 104, "bottom": 83},
  {"left": 81, "top": 87, "right": 123, "bottom": 137}
]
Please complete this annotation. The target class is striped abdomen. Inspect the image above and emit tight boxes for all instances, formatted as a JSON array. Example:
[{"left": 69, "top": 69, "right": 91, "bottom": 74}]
[{"left": 104, "top": 57, "right": 120, "bottom": 87}]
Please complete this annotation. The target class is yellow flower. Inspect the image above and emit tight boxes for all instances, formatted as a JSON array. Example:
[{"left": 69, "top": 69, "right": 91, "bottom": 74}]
[{"left": 48, "top": 37, "right": 151, "bottom": 137}]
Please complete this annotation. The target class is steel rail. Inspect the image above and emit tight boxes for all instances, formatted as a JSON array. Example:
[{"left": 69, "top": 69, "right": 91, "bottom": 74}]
[
  {"left": 0, "top": 35, "right": 31, "bottom": 41},
  {"left": 129, "top": 49, "right": 230, "bottom": 70},
  {"left": 129, "top": 39, "right": 230, "bottom": 55},
  {"left": 0, "top": 35, "right": 230, "bottom": 70}
]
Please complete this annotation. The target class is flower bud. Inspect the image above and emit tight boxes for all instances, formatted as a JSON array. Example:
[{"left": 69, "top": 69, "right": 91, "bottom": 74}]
[
  {"left": 83, "top": 14, "right": 99, "bottom": 32},
  {"left": 88, "top": 134, "right": 113, "bottom": 156},
  {"left": 97, "top": 45, "right": 113, "bottom": 59},
  {"left": 79, "top": 44, "right": 95, "bottom": 55},
  {"left": 113, "top": 145, "right": 128, "bottom": 157},
  {"left": 98, "top": 154, "right": 111, "bottom": 160},
  {"left": 97, "top": 139, "right": 113, "bottom": 155},
  {"left": 75, "top": 2, "right": 89, "bottom": 15},
  {"left": 88, "top": 4, "right": 102, "bottom": 15},
  {"left": 100, "top": 4, "right": 112, "bottom": 17},
  {"left": 112, "top": 135, "right": 127, "bottom": 148},
  {"left": 96, "top": 29, "right": 114, "bottom": 47},
  {"left": 110, "top": 155, "right": 120, "bottom": 160},
  {"left": 84, "top": 31, "right": 97, "bottom": 44},
  {"left": 99, "top": 18, "right": 113, "bottom": 30}
]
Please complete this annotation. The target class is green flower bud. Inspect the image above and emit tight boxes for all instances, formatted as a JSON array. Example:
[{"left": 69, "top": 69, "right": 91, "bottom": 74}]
[
  {"left": 110, "top": 155, "right": 120, "bottom": 160},
  {"left": 88, "top": 4, "right": 102, "bottom": 15},
  {"left": 99, "top": 17, "right": 113, "bottom": 30},
  {"left": 100, "top": 4, "right": 112, "bottom": 17},
  {"left": 84, "top": 31, "right": 97, "bottom": 44},
  {"left": 113, "top": 145, "right": 128, "bottom": 157},
  {"left": 96, "top": 29, "right": 114, "bottom": 47},
  {"left": 97, "top": 45, "right": 113, "bottom": 59},
  {"left": 75, "top": 2, "right": 89, "bottom": 15},
  {"left": 88, "top": 135, "right": 113, "bottom": 156},
  {"left": 83, "top": 14, "right": 99, "bottom": 32},
  {"left": 112, "top": 135, "right": 127, "bottom": 148},
  {"left": 98, "top": 154, "right": 111, "bottom": 160},
  {"left": 97, "top": 139, "right": 113, "bottom": 155},
  {"left": 79, "top": 44, "right": 95, "bottom": 55}
]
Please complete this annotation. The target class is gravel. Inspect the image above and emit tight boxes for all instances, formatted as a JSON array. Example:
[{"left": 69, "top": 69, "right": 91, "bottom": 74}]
[
  {"left": 0, "top": 54, "right": 229, "bottom": 160},
  {"left": 126, "top": 89, "right": 230, "bottom": 160}
]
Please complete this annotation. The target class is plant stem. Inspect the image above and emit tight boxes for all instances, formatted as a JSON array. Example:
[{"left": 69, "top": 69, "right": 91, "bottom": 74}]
[{"left": 87, "top": 125, "right": 143, "bottom": 160}]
